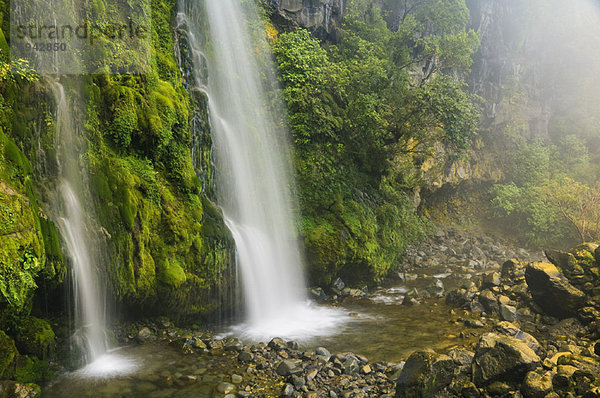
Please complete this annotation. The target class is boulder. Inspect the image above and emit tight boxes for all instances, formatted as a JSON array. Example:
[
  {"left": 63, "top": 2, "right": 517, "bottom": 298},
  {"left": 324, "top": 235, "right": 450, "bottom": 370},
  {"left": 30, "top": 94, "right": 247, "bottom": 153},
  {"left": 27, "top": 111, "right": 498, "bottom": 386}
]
[
  {"left": 478, "top": 290, "right": 499, "bottom": 314},
  {"left": 521, "top": 370, "right": 553, "bottom": 398},
  {"left": 501, "top": 259, "right": 527, "bottom": 281},
  {"left": 276, "top": 359, "right": 303, "bottom": 376},
  {"left": 482, "top": 272, "right": 501, "bottom": 288},
  {"left": 395, "top": 351, "right": 455, "bottom": 397},
  {"left": 499, "top": 303, "right": 518, "bottom": 322},
  {"left": 136, "top": 327, "right": 155, "bottom": 344},
  {"left": 331, "top": 277, "right": 345, "bottom": 293},
  {"left": 268, "top": 337, "right": 286, "bottom": 350},
  {"left": 308, "top": 287, "right": 327, "bottom": 301},
  {"left": 14, "top": 317, "right": 55, "bottom": 360},
  {"left": 525, "top": 262, "right": 586, "bottom": 318},
  {"left": 494, "top": 322, "right": 542, "bottom": 356},
  {"left": 472, "top": 333, "right": 540, "bottom": 386}
]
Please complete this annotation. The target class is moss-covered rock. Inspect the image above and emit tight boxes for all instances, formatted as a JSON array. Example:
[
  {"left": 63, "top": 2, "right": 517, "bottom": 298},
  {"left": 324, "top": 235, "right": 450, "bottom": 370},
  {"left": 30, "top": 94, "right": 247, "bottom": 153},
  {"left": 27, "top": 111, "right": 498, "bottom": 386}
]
[
  {"left": 0, "top": 331, "right": 18, "bottom": 379},
  {"left": 14, "top": 355, "right": 52, "bottom": 384},
  {"left": 15, "top": 317, "right": 55, "bottom": 360},
  {"left": 0, "top": 185, "right": 43, "bottom": 311}
]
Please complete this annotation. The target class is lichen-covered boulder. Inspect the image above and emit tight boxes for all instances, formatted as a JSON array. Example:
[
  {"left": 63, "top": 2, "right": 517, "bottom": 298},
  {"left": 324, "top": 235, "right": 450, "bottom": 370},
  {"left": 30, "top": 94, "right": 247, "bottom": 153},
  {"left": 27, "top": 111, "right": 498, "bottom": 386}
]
[
  {"left": 525, "top": 262, "right": 586, "bottom": 319},
  {"left": 395, "top": 350, "right": 456, "bottom": 397},
  {"left": 472, "top": 333, "right": 540, "bottom": 386}
]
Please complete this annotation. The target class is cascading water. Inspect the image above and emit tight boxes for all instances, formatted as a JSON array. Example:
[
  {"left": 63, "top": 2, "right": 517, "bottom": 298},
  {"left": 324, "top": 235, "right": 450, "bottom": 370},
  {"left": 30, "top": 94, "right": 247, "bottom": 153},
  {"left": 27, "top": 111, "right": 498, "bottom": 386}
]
[
  {"left": 177, "top": 0, "right": 348, "bottom": 340},
  {"left": 50, "top": 81, "right": 107, "bottom": 362},
  {"left": 50, "top": 80, "right": 136, "bottom": 375}
]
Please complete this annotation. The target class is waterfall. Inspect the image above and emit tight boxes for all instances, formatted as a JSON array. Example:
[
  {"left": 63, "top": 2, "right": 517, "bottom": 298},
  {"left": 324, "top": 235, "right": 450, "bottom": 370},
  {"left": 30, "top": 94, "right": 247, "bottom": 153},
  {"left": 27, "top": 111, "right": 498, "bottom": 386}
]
[
  {"left": 177, "top": 0, "right": 347, "bottom": 340},
  {"left": 50, "top": 81, "right": 108, "bottom": 363},
  {"left": 50, "top": 80, "right": 136, "bottom": 375}
]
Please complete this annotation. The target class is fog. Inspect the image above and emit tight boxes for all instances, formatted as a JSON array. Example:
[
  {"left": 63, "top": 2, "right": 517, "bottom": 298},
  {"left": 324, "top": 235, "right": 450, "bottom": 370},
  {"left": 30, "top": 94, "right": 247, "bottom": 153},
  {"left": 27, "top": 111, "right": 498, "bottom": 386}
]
[{"left": 471, "top": 0, "right": 600, "bottom": 143}]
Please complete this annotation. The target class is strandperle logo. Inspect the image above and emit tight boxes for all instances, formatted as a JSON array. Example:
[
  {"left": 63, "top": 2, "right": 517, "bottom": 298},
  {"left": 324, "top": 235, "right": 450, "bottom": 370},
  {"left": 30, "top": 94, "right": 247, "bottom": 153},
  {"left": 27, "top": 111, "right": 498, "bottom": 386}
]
[{"left": 10, "top": 0, "right": 152, "bottom": 74}]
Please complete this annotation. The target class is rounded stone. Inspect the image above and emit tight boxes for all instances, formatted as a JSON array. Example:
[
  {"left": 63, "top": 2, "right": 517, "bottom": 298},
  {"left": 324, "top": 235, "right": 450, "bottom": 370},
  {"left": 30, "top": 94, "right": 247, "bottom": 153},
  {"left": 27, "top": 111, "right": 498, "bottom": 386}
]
[{"left": 217, "top": 382, "right": 235, "bottom": 394}]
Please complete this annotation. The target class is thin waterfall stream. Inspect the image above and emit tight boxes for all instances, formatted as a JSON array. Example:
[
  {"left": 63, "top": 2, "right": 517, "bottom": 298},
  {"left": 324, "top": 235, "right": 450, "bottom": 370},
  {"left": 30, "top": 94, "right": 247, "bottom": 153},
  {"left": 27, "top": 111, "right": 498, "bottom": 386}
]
[
  {"left": 50, "top": 79, "right": 136, "bottom": 376},
  {"left": 176, "top": 0, "right": 348, "bottom": 340}
]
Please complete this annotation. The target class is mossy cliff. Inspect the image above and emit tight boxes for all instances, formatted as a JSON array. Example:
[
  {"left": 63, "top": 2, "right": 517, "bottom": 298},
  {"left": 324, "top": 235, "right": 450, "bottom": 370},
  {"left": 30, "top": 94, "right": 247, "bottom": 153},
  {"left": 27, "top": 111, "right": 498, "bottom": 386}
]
[
  {"left": 0, "top": 0, "right": 234, "bottom": 372},
  {"left": 69, "top": 0, "right": 235, "bottom": 319}
]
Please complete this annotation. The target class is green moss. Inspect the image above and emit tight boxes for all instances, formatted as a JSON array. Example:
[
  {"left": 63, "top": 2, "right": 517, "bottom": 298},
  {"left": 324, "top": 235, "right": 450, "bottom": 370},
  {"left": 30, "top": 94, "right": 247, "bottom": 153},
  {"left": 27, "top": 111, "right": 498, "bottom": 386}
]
[
  {"left": 157, "top": 259, "right": 187, "bottom": 288},
  {"left": 15, "top": 317, "right": 55, "bottom": 359},
  {"left": 0, "top": 188, "right": 44, "bottom": 311},
  {"left": 39, "top": 218, "right": 65, "bottom": 284},
  {"left": 14, "top": 355, "right": 52, "bottom": 384},
  {"left": 0, "top": 331, "right": 17, "bottom": 379}
]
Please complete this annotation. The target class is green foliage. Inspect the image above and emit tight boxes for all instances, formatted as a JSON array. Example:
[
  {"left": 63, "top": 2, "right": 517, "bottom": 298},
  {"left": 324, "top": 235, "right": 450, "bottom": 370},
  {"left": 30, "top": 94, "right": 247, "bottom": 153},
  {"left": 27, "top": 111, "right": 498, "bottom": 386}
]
[
  {"left": 274, "top": 0, "right": 478, "bottom": 285},
  {"left": 490, "top": 135, "right": 599, "bottom": 246}
]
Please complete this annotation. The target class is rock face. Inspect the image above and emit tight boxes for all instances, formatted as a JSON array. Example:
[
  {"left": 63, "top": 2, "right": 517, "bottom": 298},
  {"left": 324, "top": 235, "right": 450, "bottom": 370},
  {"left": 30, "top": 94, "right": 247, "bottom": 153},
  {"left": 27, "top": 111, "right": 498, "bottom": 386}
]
[
  {"left": 395, "top": 350, "right": 455, "bottom": 397},
  {"left": 472, "top": 333, "right": 540, "bottom": 386},
  {"left": 525, "top": 262, "right": 586, "bottom": 319},
  {"left": 270, "top": 0, "right": 345, "bottom": 40}
]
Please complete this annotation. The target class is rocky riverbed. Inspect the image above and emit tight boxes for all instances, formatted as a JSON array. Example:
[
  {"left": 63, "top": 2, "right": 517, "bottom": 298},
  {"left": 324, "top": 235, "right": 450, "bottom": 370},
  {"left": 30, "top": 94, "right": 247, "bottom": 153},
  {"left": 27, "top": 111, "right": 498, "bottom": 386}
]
[{"left": 6, "top": 229, "right": 600, "bottom": 398}]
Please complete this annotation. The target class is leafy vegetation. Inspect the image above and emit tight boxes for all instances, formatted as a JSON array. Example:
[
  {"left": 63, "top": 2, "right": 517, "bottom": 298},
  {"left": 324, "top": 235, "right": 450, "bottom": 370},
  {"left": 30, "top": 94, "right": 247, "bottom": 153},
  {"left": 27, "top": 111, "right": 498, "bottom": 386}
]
[
  {"left": 490, "top": 135, "right": 600, "bottom": 246},
  {"left": 272, "top": 0, "right": 479, "bottom": 284}
]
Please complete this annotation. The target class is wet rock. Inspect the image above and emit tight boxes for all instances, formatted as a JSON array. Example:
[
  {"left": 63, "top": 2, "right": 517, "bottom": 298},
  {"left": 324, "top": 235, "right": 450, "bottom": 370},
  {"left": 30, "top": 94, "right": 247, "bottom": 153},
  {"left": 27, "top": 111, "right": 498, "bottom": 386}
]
[
  {"left": 137, "top": 327, "right": 156, "bottom": 344},
  {"left": 231, "top": 374, "right": 243, "bottom": 384},
  {"left": 343, "top": 357, "right": 359, "bottom": 375},
  {"left": 502, "top": 259, "right": 527, "bottom": 280},
  {"left": 472, "top": 333, "right": 541, "bottom": 386},
  {"left": 427, "top": 279, "right": 445, "bottom": 297},
  {"left": 332, "top": 277, "right": 346, "bottom": 293},
  {"left": 395, "top": 351, "right": 455, "bottom": 397},
  {"left": 521, "top": 371, "right": 553, "bottom": 398},
  {"left": 341, "top": 287, "right": 366, "bottom": 298},
  {"left": 479, "top": 290, "right": 499, "bottom": 314},
  {"left": 486, "top": 381, "right": 512, "bottom": 396},
  {"left": 500, "top": 303, "right": 518, "bottom": 322},
  {"left": 276, "top": 359, "right": 303, "bottom": 376},
  {"left": 238, "top": 351, "right": 254, "bottom": 363},
  {"left": 465, "top": 319, "right": 485, "bottom": 328},
  {"left": 494, "top": 322, "right": 543, "bottom": 356},
  {"left": 446, "top": 289, "right": 470, "bottom": 308},
  {"left": 309, "top": 287, "right": 327, "bottom": 301},
  {"left": 281, "top": 383, "right": 294, "bottom": 396},
  {"left": 217, "top": 382, "right": 236, "bottom": 394},
  {"left": 557, "top": 354, "right": 600, "bottom": 375},
  {"left": 461, "top": 381, "right": 480, "bottom": 398},
  {"left": 316, "top": 347, "right": 331, "bottom": 359},
  {"left": 224, "top": 338, "right": 244, "bottom": 351},
  {"left": 268, "top": 337, "right": 287, "bottom": 350},
  {"left": 525, "top": 262, "right": 586, "bottom": 319},
  {"left": 448, "top": 348, "right": 474, "bottom": 369},
  {"left": 482, "top": 272, "right": 501, "bottom": 288},
  {"left": 402, "top": 297, "right": 419, "bottom": 306}
]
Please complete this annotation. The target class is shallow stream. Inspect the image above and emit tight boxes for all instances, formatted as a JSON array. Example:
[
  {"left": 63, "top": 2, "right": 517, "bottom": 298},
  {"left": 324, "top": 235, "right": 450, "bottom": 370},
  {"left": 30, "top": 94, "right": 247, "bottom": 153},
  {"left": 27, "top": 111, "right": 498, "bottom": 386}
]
[{"left": 44, "top": 263, "right": 493, "bottom": 397}]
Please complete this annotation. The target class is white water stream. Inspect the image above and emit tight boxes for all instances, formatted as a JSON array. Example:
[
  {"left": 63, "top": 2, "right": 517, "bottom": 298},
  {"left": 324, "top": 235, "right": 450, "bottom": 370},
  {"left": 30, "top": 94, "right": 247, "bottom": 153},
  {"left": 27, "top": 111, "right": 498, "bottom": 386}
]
[
  {"left": 51, "top": 80, "right": 136, "bottom": 375},
  {"left": 178, "top": 0, "right": 347, "bottom": 340}
]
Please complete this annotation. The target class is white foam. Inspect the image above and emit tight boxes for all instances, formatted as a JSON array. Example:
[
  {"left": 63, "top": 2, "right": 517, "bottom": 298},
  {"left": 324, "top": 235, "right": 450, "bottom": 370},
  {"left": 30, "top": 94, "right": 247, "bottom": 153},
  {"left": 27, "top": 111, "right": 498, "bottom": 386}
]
[
  {"left": 226, "top": 301, "right": 351, "bottom": 342},
  {"left": 76, "top": 351, "right": 138, "bottom": 378}
]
